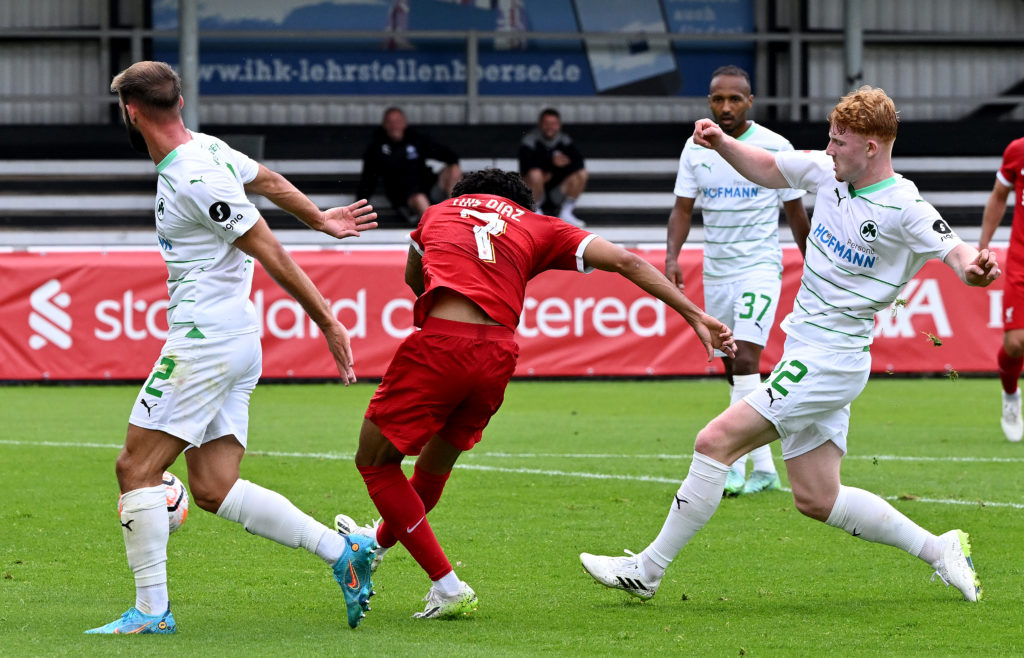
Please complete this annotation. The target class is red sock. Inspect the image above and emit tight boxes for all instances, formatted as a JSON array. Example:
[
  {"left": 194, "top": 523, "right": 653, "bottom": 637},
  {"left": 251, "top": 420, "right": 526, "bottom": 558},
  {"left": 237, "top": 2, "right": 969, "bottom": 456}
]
[
  {"left": 357, "top": 464, "right": 452, "bottom": 580},
  {"left": 376, "top": 465, "right": 451, "bottom": 549},
  {"left": 998, "top": 346, "right": 1023, "bottom": 394}
]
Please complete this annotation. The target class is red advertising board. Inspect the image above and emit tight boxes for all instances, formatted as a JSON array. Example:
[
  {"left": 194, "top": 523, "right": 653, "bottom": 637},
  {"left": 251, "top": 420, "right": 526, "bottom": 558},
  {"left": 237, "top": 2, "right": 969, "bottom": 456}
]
[{"left": 0, "top": 247, "right": 1004, "bottom": 381}]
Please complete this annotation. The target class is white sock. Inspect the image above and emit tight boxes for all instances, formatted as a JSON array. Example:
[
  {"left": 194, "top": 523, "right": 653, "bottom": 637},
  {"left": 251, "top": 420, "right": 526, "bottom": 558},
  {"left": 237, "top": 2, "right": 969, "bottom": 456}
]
[
  {"left": 560, "top": 197, "right": 576, "bottom": 213},
  {"left": 749, "top": 444, "right": 776, "bottom": 474},
  {"left": 730, "top": 373, "right": 761, "bottom": 405},
  {"left": 642, "top": 452, "right": 731, "bottom": 573},
  {"left": 825, "top": 485, "right": 934, "bottom": 564},
  {"left": 728, "top": 374, "right": 765, "bottom": 472},
  {"left": 433, "top": 570, "right": 462, "bottom": 596},
  {"left": 216, "top": 479, "right": 345, "bottom": 565},
  {"left": 120, "top": 485, "right": 169, "bottom": 615},
  {"left": 1003, "top": 390, "right": 1021, "bottom": 403}
]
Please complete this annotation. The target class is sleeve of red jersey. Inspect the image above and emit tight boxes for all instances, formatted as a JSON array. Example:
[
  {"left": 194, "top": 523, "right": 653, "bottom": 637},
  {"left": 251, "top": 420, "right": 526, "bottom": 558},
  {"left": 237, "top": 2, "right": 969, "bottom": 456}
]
[
  {"left": 996, "top": 138, "right": 1024, "bottom": 189},
  {"left": 541, "top": 221, "right": 598, "bottom": 273},
  {"left": 408, "top": 213, "right": 427, "bottom": 255}
]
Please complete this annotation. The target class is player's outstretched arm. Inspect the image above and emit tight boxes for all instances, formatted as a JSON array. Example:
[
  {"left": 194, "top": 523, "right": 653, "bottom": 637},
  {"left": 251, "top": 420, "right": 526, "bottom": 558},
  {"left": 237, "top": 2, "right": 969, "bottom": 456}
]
[
  {"left": 943, "top": 243, "right": 1002, "bottom": 287},
  {"left": 244, "top": 164, "right": 378, "bottom": 239},
  {"left": 978, "top": 180, "right": 1011, "bottom": 250},
  {"left": 404, "top": 247, "right": 425, "bottom": 296},
  {"left": 234, "top": 218, "right": 358, "bottom": 384},
  {"left": 693, "top": 119, "right": 790, "bottom": 190},
  {"left": 665, "top": 196, "right": 695, "bottom": 291},
  {"left": 582, "top": 236, "right": 735, "bottom": 361}
]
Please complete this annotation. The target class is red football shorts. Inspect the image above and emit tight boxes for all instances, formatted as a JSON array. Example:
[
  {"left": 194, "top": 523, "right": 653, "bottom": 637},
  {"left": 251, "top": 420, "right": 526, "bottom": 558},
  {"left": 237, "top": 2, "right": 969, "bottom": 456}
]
[
  {"left": 1004, "top": 266, "right": 1024, "bottom": 330},
  {"left": 365, "top": 317, "right": 520, "bottom": 455}
]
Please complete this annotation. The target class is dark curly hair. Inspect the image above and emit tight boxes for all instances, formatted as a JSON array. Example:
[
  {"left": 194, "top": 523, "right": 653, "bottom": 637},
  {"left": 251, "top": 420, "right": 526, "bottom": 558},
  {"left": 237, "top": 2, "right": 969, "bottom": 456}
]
[{"left": 452, "top": 168, "right": 535, "bottom": 210}]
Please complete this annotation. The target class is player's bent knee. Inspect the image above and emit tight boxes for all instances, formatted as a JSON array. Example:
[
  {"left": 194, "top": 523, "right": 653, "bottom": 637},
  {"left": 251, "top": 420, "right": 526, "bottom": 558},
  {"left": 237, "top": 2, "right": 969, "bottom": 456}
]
[
  {"left": 792, "top": 493, "right": 831, "bottom": 522},
  {"left": 186, "top": 471, "right": 236, "bottom": 513},
  {"left": 188, "top": 479, "right": 228, "bottom": 513},
  {"left": 114, "top": 447, "right": 166, "bottom": 490},
  {"left": 693, "top": 426, "right": 725, "bottom": 459},
  {"left": 1004, "top": 333, "right": 1024, "bottom": 358}
]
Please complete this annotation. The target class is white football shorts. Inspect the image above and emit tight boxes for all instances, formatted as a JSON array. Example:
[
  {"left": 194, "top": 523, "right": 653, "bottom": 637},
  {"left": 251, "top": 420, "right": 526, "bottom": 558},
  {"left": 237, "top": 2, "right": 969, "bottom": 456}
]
[
  {"left": 743, "top": 336, "right": 871, "bottom": 460},
  {"left": 128, "top": 332, "right": 262, "bottom": 448},
  {"left": 703, "top": 270, "right": 782, "bottom": 357}
]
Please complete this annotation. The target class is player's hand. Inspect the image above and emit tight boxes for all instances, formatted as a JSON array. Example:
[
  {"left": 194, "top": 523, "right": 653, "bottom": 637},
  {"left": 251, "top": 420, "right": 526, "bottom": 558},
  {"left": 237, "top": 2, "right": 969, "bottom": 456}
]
[
  {"left": 320, "top": 199, "right": 378, "bottom": 239},
  {"left": 965, "top": 248, "right": 1001, "bottom": 286},
  {"left": 693, "top": 118, "right": 724, "bottom": 150},
  {"left": 690, "top": 313, "right": 736, "bottom": 362},
  {"left": 552, "top": 151, "right": 570, "bottom": 168},
  {"left": 665, "top": 259, "right": 685, "bottom": 292},
  {"left": 323, "top": 320, "right": 357, "bottom": 385}
]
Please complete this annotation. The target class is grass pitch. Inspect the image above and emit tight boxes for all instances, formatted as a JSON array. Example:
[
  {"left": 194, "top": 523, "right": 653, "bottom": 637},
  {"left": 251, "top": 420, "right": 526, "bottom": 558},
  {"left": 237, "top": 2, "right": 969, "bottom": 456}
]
[{"left": 2, "top": 378, "right": 1023, "bottom": 656}]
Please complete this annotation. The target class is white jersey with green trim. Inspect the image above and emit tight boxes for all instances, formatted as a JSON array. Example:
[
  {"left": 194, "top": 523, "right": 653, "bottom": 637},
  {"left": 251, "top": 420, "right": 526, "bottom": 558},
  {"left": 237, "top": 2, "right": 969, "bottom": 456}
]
[
  {"left": 674, "top": 122, "right": 805, "bottom": 281},
  {"left": 153, "top": 131, "right": 262, "bottom": 339},
  {"left": 775, "top": 149, "right": 963, "bottom": 351}
]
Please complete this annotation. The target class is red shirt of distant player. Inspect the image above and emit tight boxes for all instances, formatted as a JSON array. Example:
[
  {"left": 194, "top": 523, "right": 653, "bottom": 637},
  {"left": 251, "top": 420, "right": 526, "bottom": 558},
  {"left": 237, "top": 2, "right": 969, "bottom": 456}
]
[
  {"left": 1000, "top": 138, "right": 1024, "bottom": 267},
  {"left": 409, "top": 194, "right": 596, "bottom": 329},
  {"left": 998, "top": 137, "right": 1024, "bottom": 328}
]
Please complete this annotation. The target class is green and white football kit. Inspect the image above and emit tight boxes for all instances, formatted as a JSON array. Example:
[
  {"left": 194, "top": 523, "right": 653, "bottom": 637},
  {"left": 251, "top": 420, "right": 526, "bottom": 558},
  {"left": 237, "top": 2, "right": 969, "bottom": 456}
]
[
  {"left": 129, "top": 132, "right": 263, "bottom": 447},
  {"left": 674, "top": 122, "right": 805, "bottom": 356},
  {"left": 745, "top": 149, "right": 963, "bottom": 459}
]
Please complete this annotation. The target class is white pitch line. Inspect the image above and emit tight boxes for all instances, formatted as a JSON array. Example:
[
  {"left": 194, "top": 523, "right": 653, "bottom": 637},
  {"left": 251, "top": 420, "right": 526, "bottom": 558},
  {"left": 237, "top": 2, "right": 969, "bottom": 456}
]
[
  {"left": 470, "top": 451, "right": 1024, "bottom": 464},
  {"left": 3, "top": 439, "right": 1022, "bottom": 508},
  {"left": 454, "top": 463, "right": 679, "bottom": 484}
]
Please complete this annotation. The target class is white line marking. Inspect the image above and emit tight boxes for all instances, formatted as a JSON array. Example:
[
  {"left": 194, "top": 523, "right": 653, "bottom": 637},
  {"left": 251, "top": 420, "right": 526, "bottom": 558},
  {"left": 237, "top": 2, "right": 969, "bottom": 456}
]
[
  {"left": 470, "top": 451, "right": 1024, "bottom": 464},
  {"left": 3, "top": 439, "right": 1021, "bottom": 508}
]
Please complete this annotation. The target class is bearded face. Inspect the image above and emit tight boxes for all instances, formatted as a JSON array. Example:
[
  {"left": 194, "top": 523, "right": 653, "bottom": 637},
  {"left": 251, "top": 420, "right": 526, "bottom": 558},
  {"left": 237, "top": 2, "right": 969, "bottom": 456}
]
[{"left": 121, "top": 104, "right": 149, "bottom": 155}]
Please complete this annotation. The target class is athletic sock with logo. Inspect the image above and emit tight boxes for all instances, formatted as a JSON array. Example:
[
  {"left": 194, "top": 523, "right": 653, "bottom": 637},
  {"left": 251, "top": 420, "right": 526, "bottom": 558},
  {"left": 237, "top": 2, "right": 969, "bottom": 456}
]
[
  {"left": 641, "top": 452, "right": 731, "bottom": 573},
  {"left": 120, "top": 485, "right": 170, "bottom": 615},
  {"left": 825, "top": 485, "right": 933, "bottom": 562},
  {"left": 215, "top": 478, "right": 345, "bottom": 565},
  {"left": 358, "top": 464, "right": 452, "bottom": 580},
  {"left": 375, "top": 465, "right": 450, "bottom": 550}
]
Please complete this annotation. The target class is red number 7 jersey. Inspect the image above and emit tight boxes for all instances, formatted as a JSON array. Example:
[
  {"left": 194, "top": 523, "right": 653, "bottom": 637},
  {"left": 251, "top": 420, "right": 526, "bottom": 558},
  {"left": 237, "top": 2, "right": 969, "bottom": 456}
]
[{"left": 409, "top": 194, "right": 596, "bottom": 330}]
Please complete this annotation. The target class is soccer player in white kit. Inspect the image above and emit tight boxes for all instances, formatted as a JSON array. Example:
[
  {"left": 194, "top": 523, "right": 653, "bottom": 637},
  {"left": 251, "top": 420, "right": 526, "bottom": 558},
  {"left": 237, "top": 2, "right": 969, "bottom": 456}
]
[
  {"left": 86, "top": 61, "right": 380, "bottom": 634},
  {"left": 666, "top": 65, "right": 810, "bottom": 496},
  {"left": 582, "top": 86, "right": 998, "bottom": 604}
]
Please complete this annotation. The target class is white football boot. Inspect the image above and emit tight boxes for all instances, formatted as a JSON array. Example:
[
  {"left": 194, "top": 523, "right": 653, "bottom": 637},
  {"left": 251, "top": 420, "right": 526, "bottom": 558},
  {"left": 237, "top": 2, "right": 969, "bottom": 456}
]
[
  {"left": 580, "top": 550, "right": 661, "bottom": 600},
  {"left": 930, "top": 529, "right": 982, "bottom": 602}
]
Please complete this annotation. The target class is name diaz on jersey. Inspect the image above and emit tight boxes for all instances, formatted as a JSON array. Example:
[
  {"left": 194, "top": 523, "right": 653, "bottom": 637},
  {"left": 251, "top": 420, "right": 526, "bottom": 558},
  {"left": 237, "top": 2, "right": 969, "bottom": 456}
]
[{"left": 451, "top": 195, "right": 525, "bottom": 221}]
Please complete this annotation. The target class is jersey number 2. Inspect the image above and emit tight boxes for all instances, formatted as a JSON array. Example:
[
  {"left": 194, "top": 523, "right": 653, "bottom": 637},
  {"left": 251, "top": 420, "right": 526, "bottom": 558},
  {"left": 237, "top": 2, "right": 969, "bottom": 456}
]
[{"left": 461, "top": 209, "right": 507, "bottom": 262}]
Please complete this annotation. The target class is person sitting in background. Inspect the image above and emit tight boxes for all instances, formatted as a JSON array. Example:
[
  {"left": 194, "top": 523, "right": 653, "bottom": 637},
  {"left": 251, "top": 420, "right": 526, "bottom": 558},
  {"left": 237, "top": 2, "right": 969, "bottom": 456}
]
[
  {"left": 356, "top": 107, "right": 462, "bottom": 225},
  {"left": 518, "top": 108, "right": 588, "bottom": 227}
]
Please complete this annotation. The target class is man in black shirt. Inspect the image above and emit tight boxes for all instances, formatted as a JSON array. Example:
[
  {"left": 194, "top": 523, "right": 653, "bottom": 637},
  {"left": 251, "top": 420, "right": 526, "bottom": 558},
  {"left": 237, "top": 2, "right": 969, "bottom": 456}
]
[
  {"left": 518, "top": 108, "right": 588, "bottom": 227},
  {"left": 356, "top": 107, "right": 461, "bottom": 225}
]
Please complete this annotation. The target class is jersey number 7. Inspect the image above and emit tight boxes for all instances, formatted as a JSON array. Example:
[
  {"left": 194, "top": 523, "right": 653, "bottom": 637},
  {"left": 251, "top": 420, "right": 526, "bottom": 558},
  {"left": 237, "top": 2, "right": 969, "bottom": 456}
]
[{"left": 461, "top": 209, "right": 507, "bottom": 263}]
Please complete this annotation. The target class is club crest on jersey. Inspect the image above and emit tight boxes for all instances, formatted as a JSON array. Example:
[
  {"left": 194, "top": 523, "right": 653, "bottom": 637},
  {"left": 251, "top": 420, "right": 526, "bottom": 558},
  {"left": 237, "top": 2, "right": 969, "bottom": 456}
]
[
  {"left": 156, "top": 197, "right": 165, "bottom": 221},
  {"left": 859, "top": 220, "right": 878, "bottom": 242},
  {"left": 813, "top": 223, "right": 877, "bottom": 269}
]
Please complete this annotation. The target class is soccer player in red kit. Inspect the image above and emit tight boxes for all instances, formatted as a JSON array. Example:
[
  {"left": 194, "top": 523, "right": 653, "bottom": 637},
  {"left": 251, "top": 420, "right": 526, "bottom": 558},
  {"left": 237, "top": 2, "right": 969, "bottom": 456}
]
[
  {"left": 980, "top": 136, "right": 1024, "bottom": 441},
  {"left": 341, "top": 168, "right": 735, "bottom": 619}
]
